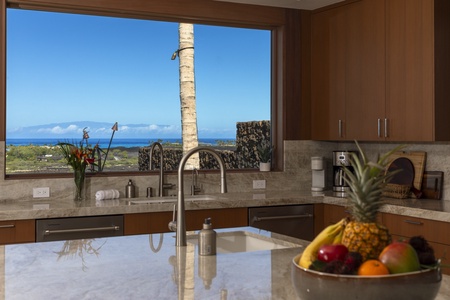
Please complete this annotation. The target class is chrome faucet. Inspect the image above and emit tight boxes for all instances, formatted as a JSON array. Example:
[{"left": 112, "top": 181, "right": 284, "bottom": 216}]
[
  {"left": 170, "top": 146, "right": 227, "bottom": 247},
  {"left": 149, "top": 142, "right": 174, "bottom": 197}
]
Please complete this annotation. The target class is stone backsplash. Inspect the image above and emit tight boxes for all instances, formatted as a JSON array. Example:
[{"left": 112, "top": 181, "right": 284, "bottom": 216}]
[{"left": 1, "top": 140, "right": 450, "bottom": 201}]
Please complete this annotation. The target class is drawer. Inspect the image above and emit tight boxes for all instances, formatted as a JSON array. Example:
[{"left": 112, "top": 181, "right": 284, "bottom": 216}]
[
  {"left": 36, "top": 215, "right": 123, "bottom": 242},
  {"left": 391, "top": 234, "right": 450, "bottom": 276},
  {"left": 0, "top": 220, "right": 35, "bottom": 245},
  {"left": 383, "top": 213, "right": 450, "bottom": 245}
]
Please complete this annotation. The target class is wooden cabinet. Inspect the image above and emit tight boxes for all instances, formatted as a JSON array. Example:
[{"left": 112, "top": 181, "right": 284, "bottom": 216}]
[
  {"left": 323, "top": 204, "right": 351, "bottom": 226},
  {"left": 0, "top": 220, "right": 35, "bottom": 245},
  {"left": 124, "top": 208, "right": 248, "bottom": 235},
  {"left": 382, "top": 213, "right": 450, "bottom": 275},
  {"left": 314, "top": 204, "right": 352, "bottom": 234},
  {"left": 311, "top": 6, "right": 346, "bottom": 140},
  {"left": 311, "top": 0, "right": 450, "bottom": 141},
  {"left": 384, "top": 0, "right": 444, "bottom": 141},
  {"left": 382, "top": 213, "right": 450, "bottom": 246},
  {"left": 311, "top": 0, "right": 385, "bottom": 140}
]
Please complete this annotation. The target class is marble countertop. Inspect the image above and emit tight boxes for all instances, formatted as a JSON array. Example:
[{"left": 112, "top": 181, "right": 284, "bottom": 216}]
[
  {"left": 1, "top": 190, "right": 450, "bottom": 222},
  {"left": 1, "top": 227, "right": 449, "bottom": 300}
]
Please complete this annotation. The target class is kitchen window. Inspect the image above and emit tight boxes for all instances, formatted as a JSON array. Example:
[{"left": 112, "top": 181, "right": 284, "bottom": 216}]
[{"left": 0, "top": 0, "right": 288, "bottom": 177}]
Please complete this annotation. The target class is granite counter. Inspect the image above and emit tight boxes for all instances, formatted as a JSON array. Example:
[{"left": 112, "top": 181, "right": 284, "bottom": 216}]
[
  {"left": 1, "top": 227, "right": 449, "bottom": 300},
  {"left": 1, "top": 191, "right": 450, "bottom": 222}
]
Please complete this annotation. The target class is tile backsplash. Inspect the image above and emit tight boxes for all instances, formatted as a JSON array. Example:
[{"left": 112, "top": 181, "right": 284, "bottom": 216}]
[{"left": 1, "top": 140, "right": 449, "bottom": 201}]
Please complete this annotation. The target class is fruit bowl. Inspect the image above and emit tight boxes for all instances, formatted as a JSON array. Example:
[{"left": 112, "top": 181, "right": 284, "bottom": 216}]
[{"left": 292, "top": 254, "right": 442, "bottom": 300}]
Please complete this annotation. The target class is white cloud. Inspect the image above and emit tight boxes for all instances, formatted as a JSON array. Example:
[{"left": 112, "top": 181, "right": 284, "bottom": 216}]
[{"left": 37, "top": 124, "right": 81, "bottom": 135}]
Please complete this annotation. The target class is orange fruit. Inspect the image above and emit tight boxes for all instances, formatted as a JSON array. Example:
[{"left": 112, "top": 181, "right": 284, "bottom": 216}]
[{"left": 357, "top": 259, "right": 390, "bottom": 276}]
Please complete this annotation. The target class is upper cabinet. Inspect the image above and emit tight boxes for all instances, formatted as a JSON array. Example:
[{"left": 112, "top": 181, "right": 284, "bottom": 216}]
[
  {"left": 311, "top": 0, "right": 385, "bottom": 140},
  {"left": 311, "top": 0, "right": 450, "bottom": 141}
]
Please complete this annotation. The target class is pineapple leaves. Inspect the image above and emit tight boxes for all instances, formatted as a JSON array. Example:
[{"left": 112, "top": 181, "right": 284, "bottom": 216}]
[{"left": 342, "top": 141, "right": 406, "bottom": 223}]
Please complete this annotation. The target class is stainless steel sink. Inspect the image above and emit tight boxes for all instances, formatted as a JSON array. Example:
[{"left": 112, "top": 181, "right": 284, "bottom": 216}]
[
  {"left": 128, "top": 195, "right": 219, "bottom": 205},
  {"left": 186, "top": 230, "right": 302, "bottom": 254}
]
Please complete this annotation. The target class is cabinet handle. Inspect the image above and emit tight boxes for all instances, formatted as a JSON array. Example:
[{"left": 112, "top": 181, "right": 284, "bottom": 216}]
[
  {"left": 252, "top": 214, "right": 313, "bottom": 222},
  {"left": 44, "top": 225, "right": 121, "bottom": 235},
  {"left": 377, "top": 119, "right": 381, "bottom": 137},
  {"left": 338, "top": 120, "right": 343, "bottom": 138},
  {"left": 403, "top": 219, "right": 423, "bottom": 225},
  {"left": 384, "top": 118, "right": 388, "bottom": 138},
  {"left": 0, "top": 224, "right": 15, "bottom": 229}
]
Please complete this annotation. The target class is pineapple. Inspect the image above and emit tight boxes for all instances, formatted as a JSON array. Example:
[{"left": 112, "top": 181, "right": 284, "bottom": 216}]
[{"left": 341, "top": 142, "right": 404, "bottom": 261}]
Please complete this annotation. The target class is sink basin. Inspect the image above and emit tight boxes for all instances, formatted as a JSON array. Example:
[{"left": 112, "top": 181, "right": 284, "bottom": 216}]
[
  {"left": 186, "top": 230, "right": 301, "bottom": 254},
  {"left": 128, "top": 195, "right": 219, "bottom": 205}
]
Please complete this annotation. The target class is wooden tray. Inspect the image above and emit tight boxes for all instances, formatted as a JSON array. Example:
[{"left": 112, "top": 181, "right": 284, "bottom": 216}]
[{"left": 387, "top": 151, "right": 426, "bottom": 194}]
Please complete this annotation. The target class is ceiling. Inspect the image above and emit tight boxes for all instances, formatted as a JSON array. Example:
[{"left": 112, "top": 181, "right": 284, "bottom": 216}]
[{"left": 215, "top": 0, "right": 345, "bottom": 10}]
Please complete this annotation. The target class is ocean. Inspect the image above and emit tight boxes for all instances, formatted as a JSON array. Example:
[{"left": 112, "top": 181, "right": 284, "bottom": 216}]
[{"left": 6, "top": 138, "right": 235, "bottom": 149}]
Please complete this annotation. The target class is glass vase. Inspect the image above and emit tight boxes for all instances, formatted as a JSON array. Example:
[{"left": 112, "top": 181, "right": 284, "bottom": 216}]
[{"left": 74, "top": 167, "right": 86, "bottom": 201}]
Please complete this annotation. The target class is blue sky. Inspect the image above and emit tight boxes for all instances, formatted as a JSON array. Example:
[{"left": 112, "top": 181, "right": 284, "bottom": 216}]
[{"left": 6, "top": 9, "right": 270, "bottom": 139}]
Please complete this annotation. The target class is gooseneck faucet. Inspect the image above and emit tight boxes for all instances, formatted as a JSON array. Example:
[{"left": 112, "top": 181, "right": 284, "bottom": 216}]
[
  {"left": 171, "top": 146, "right": 227, "bottom": 247},
  {"left": 149, "top": 142, "right": 168, "bottom": 197}
]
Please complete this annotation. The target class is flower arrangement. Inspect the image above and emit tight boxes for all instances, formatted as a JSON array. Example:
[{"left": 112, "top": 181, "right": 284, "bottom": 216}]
[{"left": 57, "top": 128, "right": 98, "bottom": 201}]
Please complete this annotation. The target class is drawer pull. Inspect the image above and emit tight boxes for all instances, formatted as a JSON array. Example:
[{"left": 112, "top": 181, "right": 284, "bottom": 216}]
[
  {"left": 0, "top": 224, "right": 15, "bottom": 229},
  {"left": 252, "top": 214, "right": 313, "bottom": 222},
  {"left": 44, "top": 225, "right": 121, "bottom": 235},
  {"left": 403, "top": 219, "right": 423, "bottom": 225}
]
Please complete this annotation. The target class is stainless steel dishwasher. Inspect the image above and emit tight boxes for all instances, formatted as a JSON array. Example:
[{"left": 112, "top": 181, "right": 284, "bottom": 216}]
[
  {"left": 36, "top": 215, "right": 124, "bottom": 242},
  {"left": 249, "top": 205, "right": 314, "bottom": 241}
]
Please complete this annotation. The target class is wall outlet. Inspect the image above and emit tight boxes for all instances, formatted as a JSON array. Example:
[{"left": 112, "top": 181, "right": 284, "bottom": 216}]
[
  {"left": 253, "top": 179, "right": 266, "bottom": 189},
  {"left": 33, "top": 187, "right": 50, "bottom": 198}
]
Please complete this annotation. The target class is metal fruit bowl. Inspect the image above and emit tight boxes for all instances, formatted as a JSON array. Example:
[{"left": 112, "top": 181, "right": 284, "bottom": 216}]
[{"left": 291, "top": 254, "right": 442, "bottom": 300}]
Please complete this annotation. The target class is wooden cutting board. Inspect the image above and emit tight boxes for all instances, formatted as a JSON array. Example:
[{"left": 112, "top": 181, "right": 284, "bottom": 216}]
[
  {"left": 421, "top": 171, "right": 443, "bottom": 200},
  {"left": 387, "top": 151, "right": 427, "bottom": 193}
]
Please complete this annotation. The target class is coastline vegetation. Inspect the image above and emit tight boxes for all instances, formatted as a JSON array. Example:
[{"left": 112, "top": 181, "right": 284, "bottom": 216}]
[{"left": 5, "top": 139, "right": 236, "bottom": 173}]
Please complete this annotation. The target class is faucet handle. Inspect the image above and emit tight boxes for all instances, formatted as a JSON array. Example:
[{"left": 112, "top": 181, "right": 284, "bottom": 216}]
[{"left": 168, "top": 204, "right": 177, "bottom": 232}]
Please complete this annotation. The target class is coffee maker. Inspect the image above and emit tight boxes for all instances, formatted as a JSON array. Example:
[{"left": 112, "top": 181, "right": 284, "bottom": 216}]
[{"left": 333, "top": 151, "right": 356, "bottom": 197}]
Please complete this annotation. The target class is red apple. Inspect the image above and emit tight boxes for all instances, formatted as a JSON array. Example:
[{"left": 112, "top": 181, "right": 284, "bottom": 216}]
[
  {"left": 317, "top": 244, "right": 348, "bottom": 262},
  {"left": 379, "top": 242, "right": 421, "bottom": 274}
]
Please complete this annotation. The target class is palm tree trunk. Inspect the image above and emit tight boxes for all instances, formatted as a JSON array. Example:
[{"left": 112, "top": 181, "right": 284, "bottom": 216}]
[{"left": 178, "top": 23, "right": 199, "bottom": 169}]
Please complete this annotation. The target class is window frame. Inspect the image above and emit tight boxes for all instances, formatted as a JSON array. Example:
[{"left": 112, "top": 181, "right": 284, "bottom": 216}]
[{"left": 0, "top": 0, "right": 289, "bottom": 179}]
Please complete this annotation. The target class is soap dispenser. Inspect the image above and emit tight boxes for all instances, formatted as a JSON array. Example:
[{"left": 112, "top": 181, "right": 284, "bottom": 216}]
[
  {"left": 199, "top": 218, "right": 216, "bottom": 256},
  {"left": 125, "top": 179, "right": 136, "bottom": 198}
]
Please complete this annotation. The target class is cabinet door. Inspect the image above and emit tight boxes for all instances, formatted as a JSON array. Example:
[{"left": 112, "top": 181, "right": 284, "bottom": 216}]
[
  {"left": 344, "top": 0, "right": 386, "bottom": 140},
  {"left": 311, "top": 0, "right": 385, "bottom": 141},
  {"left": 0, "top": 220, "right": 35, "bottom": 245},
  {"left": 124, "top": 208, "right": 248, "bottom": 235},
  {"left": 385, "top": 0, "right": 434, "bottom": 141},
  {"left": 311, "top": 6, "right": 346, "bottom": 140},
  {"left": 323, "top": 204, "right": 351, "bottom": 226}
]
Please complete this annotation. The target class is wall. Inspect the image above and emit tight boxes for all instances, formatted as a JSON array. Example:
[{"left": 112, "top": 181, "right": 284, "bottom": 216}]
[{"left": 2, "top": 140, "right": 449, "bottom": 203}]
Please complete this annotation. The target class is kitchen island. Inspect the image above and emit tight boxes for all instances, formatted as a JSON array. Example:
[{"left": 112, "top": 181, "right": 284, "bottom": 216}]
[{"left": 1, "top": 227, "right": 449, "bottom": 300}]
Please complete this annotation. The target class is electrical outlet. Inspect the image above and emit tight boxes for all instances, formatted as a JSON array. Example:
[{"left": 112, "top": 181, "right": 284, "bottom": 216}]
[
  {"left": 33, "top": 187, "right": 50, "bottom": 198},
  {"left": 253, "top": 179, "right": 266, "bottom": 189}
]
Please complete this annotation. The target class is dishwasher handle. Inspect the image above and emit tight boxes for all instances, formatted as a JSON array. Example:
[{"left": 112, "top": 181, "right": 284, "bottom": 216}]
[
  {"left": 252, "top": 214, "right": 313, "bottom": 222},
  {"left": 44, "top": 225, "right": 121, "bottom": 236}
]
